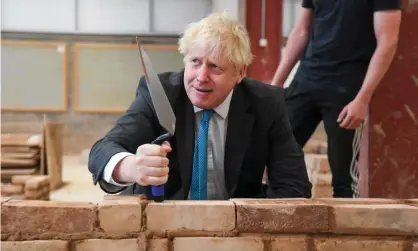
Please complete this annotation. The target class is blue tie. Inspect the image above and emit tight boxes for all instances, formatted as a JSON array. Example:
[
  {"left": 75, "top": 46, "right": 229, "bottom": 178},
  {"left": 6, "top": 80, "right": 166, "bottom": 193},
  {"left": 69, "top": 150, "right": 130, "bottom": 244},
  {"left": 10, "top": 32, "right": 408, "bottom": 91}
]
[{"left": 191, "top": 109, "right": 213, "bottom": 200}]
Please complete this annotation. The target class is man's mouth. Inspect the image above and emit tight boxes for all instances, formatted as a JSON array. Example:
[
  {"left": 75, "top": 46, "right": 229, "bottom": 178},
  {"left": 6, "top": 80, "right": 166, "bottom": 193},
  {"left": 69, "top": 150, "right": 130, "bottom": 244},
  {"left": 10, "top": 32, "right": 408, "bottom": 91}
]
[{"left": 195, "top": 87, "right": 213, "bottom": 93}]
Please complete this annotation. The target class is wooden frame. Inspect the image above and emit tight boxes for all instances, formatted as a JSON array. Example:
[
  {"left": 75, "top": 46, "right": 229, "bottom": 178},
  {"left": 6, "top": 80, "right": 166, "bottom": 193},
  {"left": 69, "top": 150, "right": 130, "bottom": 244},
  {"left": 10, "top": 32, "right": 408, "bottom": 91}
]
[
  {"left": 0, "top": 40, "right": 69, "bottom": 112},
  {"left": 72, "top": 42, "right": 179, "bottom": 114}
]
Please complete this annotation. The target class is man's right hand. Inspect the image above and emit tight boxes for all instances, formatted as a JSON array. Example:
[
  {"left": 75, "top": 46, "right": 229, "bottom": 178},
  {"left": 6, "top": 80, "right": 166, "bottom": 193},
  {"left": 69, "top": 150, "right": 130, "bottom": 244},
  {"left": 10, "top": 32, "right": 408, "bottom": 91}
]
[
  {"left": 112, "top": 141, "right": 172, "bottom": 186},
  {"left": 134, "top": 141, "right": 172, "bottom": 186}
]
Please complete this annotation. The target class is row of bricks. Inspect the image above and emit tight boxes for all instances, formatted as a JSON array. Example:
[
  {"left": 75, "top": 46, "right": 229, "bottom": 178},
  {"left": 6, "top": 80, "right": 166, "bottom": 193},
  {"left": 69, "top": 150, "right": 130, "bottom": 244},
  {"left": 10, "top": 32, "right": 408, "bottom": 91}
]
[
  {"left": 2, "top": 196, "right": 417, "bottom": 241},
  {"left": 2, "top": 236, "right": 418, "bottom": 251},
  {"left": 1, "top": 175, "right": 50, "bottom": 200}
]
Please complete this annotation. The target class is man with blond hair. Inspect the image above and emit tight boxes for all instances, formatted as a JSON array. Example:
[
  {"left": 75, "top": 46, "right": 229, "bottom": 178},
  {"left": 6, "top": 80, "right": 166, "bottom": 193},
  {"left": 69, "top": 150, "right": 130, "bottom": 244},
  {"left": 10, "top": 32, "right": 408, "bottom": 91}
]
[{"left": 88, "top": 12, "right": 312, "bottom": 200}]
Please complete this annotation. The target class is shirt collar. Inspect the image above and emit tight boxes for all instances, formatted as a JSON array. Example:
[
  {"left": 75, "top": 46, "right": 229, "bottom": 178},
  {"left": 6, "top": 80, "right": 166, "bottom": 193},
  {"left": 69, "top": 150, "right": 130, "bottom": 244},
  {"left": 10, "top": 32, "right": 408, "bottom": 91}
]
[{"left": 193, "top": 89, "right": 233, "bottom": 119}]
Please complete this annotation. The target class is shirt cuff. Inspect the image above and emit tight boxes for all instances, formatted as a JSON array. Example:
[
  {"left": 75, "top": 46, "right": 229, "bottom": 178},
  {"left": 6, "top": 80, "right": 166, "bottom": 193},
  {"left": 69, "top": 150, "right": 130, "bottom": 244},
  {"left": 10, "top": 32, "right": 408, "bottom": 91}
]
[{"left": 103, "top": 152, "right": 135, "bottom": 187}]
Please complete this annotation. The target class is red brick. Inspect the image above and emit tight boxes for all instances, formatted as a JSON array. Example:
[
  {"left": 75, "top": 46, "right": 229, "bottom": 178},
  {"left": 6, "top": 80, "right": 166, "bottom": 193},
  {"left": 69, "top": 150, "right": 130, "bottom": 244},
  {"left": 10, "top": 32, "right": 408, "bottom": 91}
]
[
  {"left": 303, "top": 140, "right": 327, "bottom": 154},
  {"left": 313, "top": 184, "right": 333, "bottom": 198},
  {"left": 1, "top": 200, "right": 97, "bottom": 237},
  {"left": 271, "top": 235, "right": 309, "bottom": 251},
  {"left": 25, "top": 176, "right": 49, "bottom": 189},
  {"left": 317, "top": 198, "right": 400, "bottom": 204},
  {"left": 314, "top": 237, "right": 406, "bottom": 251},
  {"left": 316, "top": 174, "right": 332, "bottom": 186},
  {"left": 2, "top": 240, "right": 69, "bottom": 251},
  {"left": 330, "top": 203, "right": 418, "bottom": 235},
  {"left": 148, "top": 239, "right": 169, "bottom": 251},
  {"left": 103, "top": 194, "right": 147, "bottom": 201},
  {"left": 173, "top": 237, "right": 264, "bottom": 251},
  {"left": 24, "top": 189, "right": 43, "bottom": 200},
  {"left": 233, "top": 199, "right": 329, "bottom": 233},
  {"left": 413, "top": 242, "right": 418, "bottom": 251},
  {"left": 405, "top": 199, "right": 418, "bottom": 207},
  {"left": 146, "top": 201, "right": 235, "bottom": 233},
  {"left": 1, "top": 183, "right": 24, "bottom": 195},
  {"left": 74, "top": 239, "right": 139, "bottom": 251},
  {"left": 11, "top": 175, "right": 34, "bottom": 185},
  {"left": 99, "top": 196, "right": 142, "bottom": 235},
  {"left": 1, "top": 196, "right": 12, "bottom": 204}
]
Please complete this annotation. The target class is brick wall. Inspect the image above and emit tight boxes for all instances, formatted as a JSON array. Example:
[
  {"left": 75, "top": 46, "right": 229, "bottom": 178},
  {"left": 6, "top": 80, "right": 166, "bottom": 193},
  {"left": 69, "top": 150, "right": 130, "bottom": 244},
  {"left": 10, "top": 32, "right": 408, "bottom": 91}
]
[{"left": 2, "top": 196, "right": 417, "bottom": 251}]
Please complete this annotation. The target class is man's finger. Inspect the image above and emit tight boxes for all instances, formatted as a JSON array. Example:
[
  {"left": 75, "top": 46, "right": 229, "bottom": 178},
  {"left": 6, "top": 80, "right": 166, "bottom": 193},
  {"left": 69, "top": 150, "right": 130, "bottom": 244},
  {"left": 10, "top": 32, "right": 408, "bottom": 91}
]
[
  {"left": 137, "top": 144, "right": 167, "bottom": 157},
  {"left": 340, "top": 115, "right": 352, "bottom": 128},
  {"left": 136, "top": 156, "right": 169, "bottom": 167},
  {"left": 144, "top": 166, "right": 169, "bottom": 177},
  {"left": 337, "top": 107, "right": 348, "bottom": 123},
  {"left": 146, "top": 176, "right": 169, "bottom": 186},
  {"left": 161, "top": 141, "right": 172, "bottom": 153}
]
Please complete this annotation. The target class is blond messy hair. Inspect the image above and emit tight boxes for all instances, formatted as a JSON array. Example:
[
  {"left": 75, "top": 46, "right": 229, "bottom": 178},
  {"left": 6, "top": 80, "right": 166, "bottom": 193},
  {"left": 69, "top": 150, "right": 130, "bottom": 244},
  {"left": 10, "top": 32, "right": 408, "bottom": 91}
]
[{"left": 178, "top": 11, "right": 253, "bottom": 70}]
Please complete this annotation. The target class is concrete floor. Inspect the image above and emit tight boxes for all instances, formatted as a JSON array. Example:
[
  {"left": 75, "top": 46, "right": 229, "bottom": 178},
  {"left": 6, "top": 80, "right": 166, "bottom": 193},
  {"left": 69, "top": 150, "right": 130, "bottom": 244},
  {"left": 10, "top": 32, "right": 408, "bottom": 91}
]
[{"left": 50, "top": 155, "right": 107, "bottom": 203}]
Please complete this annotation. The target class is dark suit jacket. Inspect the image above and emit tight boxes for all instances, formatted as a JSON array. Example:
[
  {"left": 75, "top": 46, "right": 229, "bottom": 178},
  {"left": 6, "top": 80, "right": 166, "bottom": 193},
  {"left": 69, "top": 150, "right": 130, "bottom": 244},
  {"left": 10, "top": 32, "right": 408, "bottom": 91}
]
[{"left": 88, "top": 70, "right": 312, "bottom": 199}]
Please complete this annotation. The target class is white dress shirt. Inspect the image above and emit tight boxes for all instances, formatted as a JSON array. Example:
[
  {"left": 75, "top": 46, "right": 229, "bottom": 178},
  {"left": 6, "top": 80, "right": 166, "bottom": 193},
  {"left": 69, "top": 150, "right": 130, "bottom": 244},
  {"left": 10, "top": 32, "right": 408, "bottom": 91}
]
[{"left": 101, "top": 90, "right": 233, "bottom": 200}]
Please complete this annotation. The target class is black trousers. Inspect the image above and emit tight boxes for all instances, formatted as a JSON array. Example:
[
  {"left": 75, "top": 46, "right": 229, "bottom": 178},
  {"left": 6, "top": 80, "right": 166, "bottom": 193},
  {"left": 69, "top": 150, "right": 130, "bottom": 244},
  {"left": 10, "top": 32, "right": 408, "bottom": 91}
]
[{"left": 284, "top": 79, "right": 362, "bottom": 198}]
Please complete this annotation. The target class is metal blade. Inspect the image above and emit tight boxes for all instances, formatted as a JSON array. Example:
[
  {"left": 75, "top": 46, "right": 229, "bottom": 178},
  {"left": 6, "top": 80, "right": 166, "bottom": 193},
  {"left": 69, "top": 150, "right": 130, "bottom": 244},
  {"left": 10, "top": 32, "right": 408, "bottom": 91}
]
[{"left": 137, "top": 40, "right": 176, "bottom": 134}]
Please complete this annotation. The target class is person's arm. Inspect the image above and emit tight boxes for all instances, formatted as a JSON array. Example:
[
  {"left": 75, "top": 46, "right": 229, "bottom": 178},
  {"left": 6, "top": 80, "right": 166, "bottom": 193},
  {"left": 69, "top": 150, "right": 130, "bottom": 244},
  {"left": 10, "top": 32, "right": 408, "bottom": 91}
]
[
  {"left": 88, "top": 76, "right": 160, "bottom": 193},
  {"left": 266, "top": 88, "right": 312, "bottom": 198},
  {"left": 338, "top": 2, "right": 402, "bottom": 129},
  {"left": 271, "top": 4, "right": 313, "bottom": 87},
  {"left": 355, "top": 7, "right": 402, "bottom": 104}
]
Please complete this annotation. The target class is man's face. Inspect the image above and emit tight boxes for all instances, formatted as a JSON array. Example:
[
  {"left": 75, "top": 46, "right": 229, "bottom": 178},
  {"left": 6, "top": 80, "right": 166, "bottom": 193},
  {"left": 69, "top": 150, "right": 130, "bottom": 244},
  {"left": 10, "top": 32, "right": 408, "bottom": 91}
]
[{"left": 183, "top": 46, "right": 245, "bottom": 109}]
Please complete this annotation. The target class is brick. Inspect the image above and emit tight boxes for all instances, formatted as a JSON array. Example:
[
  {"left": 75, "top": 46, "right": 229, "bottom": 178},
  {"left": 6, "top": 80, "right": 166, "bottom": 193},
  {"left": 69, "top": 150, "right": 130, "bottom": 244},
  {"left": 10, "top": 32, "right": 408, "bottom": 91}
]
[
  {"left": 303, "top": 140, "right": 327, "bottom": 154},
  {"left": 2, "top": 240, "right": 69, "bottom": 251},
  {"left": 305, "top": 154, "right": 329, "bottom": 173},
  {"left": 148, "top": 239, "right": 169, "bottom": 251},
  {"left": 1, "top": 183, "right": 24, "bottom": 195},
  {"left": 331, "top": 203, "right": 418, "bottom": 235},
  {"left": 99, "top": 196, "right": 142, "bottom": 235},
  {"left": 25, "top": 176, "right": 49, "bottom": 189},
  {"left": 11, "top": 175, "right": 34, "bottom": 185},
  {"left": 305, "top": 154, "right": 329, "bottom": 185},
  {"left": 316, "top": 174, "right": 332, "bottom": 186},
  {"left": 404, "top": 199, "right": 418, "bottom": 207},
  {"left": 25, "top": 189, "right": 43, "bottom": 199},
  {"left": 271, "top": 235, "right": 309, "bottom": 251},
  {"left": 1, "top": 197, "right": 12, "bottom": 204},
  {"left": 312, "top": 184, "right": 333, "bottom": 198},
  {"left": 317, "top": 155, "right": 330, "bottom": 173},
  {"left": 233, "top": 199, "right": 329, "bottom": 233},
  {"left": 103, "top": 194, "right": 147, "bottom": 201},
  {"left": 314, "top": 237, "right": 406, "bottom": 251},
  {"left": 146, "top": 201, "right": 235, "bottom": 233},
  {"left": 173, "top": 237, "right": 264, "bottom": 251},
  {"left": 74, "top": 239, "right": 139, "bottom": 251},
  {"left": 1, "top": 200, "right": 97, "bottom": 236},
  {"left": 317, "top": 198, "right": 399, "bottom": 204}
]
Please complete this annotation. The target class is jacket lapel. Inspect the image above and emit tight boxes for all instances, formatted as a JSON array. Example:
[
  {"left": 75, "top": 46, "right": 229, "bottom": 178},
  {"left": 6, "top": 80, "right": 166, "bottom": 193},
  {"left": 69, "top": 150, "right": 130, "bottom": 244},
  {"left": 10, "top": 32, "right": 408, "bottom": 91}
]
[
  {"left": 224, "top": 85, "right": 254, "bottom": 196},
  {"left": 175, "top": 88, "right": 195, "bottom": 199}
]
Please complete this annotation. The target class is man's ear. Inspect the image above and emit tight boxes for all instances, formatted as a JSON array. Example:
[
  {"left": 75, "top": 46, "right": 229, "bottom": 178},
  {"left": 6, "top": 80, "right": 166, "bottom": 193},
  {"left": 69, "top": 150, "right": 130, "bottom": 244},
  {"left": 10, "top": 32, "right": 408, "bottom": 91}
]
[{"left": 236, "top": 65, "right": 247, "bottom": 84}]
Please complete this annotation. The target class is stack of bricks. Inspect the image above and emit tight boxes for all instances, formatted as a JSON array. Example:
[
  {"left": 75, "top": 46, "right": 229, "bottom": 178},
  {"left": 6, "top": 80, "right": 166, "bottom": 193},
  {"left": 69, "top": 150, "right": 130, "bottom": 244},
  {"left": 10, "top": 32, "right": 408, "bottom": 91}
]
[
  {"left": 1, "top": 175, "right": 50, "bottom": 200},
  {"left": 303, "top": 139, "right": 333, "bottom": 198},
  {"left": 1, "top": 196, "right": 417, "bottom": 251}
]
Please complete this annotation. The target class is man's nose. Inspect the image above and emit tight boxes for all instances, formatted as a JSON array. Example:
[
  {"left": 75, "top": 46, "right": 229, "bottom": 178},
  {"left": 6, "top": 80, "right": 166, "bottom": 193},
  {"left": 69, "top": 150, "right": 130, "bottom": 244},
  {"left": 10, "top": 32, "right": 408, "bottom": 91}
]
[{"left": 197, "top": 66, "right": 209, "bottom": 82}]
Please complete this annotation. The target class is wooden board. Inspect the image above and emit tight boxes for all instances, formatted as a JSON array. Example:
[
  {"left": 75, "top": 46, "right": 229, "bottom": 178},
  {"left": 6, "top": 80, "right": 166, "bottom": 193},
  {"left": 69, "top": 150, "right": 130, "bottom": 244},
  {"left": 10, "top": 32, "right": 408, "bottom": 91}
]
[
  {"left": 0, "top": 40, "right": 68, "bottom": 112},
  {"left": 73, "top": 43, "right": 184, "bottom": 113}
]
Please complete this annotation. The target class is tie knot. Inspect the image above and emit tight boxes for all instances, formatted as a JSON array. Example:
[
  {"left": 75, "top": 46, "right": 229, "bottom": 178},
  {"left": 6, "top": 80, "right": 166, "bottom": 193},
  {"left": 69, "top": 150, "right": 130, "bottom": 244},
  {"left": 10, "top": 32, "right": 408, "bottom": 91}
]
[{"left": 202, "top": 109, "right": 213, "bottom": 123}]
